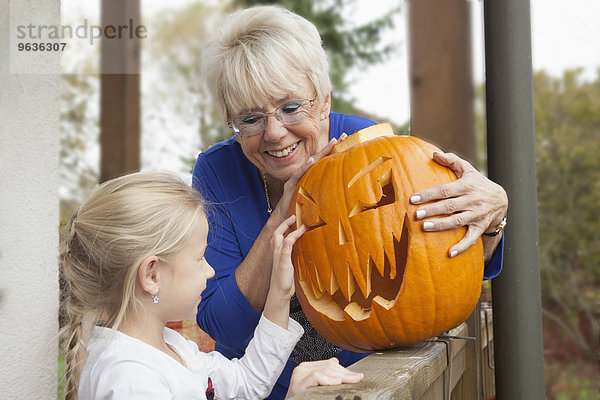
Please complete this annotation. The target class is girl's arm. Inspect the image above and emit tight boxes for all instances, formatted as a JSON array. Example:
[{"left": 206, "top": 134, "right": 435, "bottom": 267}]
[
  {"left": 205, "top": 216, "right": 305, "bottom": 399},
  {"left": 206, "top": 216, "right": 362, "bottom": 399},
  {"left": 235, "top": 139, "right": 337, "bottom": 312},
  {"left": 263, "top": 215, "right": 306, "bottom": 329}
]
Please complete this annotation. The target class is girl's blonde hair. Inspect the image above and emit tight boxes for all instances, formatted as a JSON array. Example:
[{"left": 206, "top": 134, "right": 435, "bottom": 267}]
[
  {"left": 59, "top": 171, "right": 205, "bottom": 400},
  {"left": 202, "top": 5, "right": 332, "bottom": 122}
]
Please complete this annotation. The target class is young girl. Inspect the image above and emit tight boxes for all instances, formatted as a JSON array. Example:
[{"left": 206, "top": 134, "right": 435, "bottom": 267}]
[{"left": 60, "top": 171, "right": 363, "bottom": 400}]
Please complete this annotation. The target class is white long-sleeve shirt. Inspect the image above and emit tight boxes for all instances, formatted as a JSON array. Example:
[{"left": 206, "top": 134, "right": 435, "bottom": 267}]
[{"left": 79, "top": 315, "right": 303, "bottom": 400}]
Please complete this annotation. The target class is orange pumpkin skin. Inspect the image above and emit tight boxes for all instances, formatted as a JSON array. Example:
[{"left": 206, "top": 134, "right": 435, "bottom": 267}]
[{"left": 287, "top": 124, "right": 484, "bottom": 353}]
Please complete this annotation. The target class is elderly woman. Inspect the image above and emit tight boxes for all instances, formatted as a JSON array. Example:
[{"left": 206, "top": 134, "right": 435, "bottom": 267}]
[{"left": 193, "top": 5, "right": 507, "bottom": 399}]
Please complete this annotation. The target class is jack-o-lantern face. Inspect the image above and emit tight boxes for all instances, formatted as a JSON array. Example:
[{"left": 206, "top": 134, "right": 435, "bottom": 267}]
[{"left": 288, "top": 124, "right": 484, "bottom": 352}]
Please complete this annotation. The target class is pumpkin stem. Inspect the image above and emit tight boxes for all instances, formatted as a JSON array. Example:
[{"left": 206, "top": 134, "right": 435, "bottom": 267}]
[{"left": 332, "top": 123, "right": 395, "bottom": 154}]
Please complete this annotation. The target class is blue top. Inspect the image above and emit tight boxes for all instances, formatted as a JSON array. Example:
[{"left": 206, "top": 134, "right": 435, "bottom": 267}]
[{"left": 192, "top": 112, "right": 503, "bottom": 400}]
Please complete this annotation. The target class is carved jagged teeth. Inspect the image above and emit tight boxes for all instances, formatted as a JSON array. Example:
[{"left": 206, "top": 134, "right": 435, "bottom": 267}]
[
  {"left": 308, "top": 262, "right": 324, "bottom": 298},
  {"left": 314, "top": 265, "right": 323, "bottom": 292},
  {"left": 357, "top": 250, "right": 392, "bottom": 299},
  {"left": 372, "top": 248, "right": 386, "bottom": 277},
  {"left": 344, "top": 301, "right": 371, "bottom": 321},
  {"left": 329, "top": 267, "right": 339, "bottom": 295},
  {"left": 373, "top": 295, "right": 395, "bottom": 310},
  {"left": 267, "top": 143, "right": 298, "bottom": 158},
  {"left": 343, "top": 264, "right": 355, "bottom": 302},
  {"left": 362, "top": 259, "right": 372, "bottom": 299}
]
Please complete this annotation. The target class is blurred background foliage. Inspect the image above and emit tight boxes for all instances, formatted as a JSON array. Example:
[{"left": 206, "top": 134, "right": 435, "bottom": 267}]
[
  {"left": 532, "top": 69, "right": 599, "bottom": 398},
  {"left": 59, "top": 1, "right": 599, "bottom": 398},
  {"left": 475, "top": 69, "right": 600, "bottom": 398}
]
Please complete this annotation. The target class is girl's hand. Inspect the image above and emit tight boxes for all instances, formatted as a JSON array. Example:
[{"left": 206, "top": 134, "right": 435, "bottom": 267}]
[
  {"left": 286, "top": 358, "right": 364, "bottom": 398},
  {"left": 410, "top": 151, "right": 508, "bottom": 259},
  {"left": 263, "top": 215, "right": 306, "bottom": 329},
  {"left": 270, "top": 215, "right": 306, "bottom": 299}
]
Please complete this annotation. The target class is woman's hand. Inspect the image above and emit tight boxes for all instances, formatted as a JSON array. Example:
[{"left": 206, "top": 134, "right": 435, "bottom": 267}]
[
  {"left": 286, "top": 358, "right": 364, "bottom": 399},
  {"left": 272, "top": 137, "right": 342, "bottom": 223},
  {"left": 410, "top": 151, "right": 508, "bottom": 259},
  {"left": 263, "top": 215, "right": 306, "bottom": 329}
]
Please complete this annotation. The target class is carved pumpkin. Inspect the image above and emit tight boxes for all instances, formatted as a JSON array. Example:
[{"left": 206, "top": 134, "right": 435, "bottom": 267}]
[{"left": 288, "top": 124, "right": 483, "bottom": 352}]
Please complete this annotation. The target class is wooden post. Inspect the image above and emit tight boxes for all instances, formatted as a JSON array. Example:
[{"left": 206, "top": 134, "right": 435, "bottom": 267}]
[
  {"left": 407, "top": 0, "right": 475, "bottom": 162},
  {"left": 100, "top": 0, "right": 141, "bottom": 182}
]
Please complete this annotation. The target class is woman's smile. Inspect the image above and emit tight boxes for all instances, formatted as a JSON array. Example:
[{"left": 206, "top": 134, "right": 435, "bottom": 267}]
[{"left": 265, "top": 142, "right": 299, "bottom": 161}]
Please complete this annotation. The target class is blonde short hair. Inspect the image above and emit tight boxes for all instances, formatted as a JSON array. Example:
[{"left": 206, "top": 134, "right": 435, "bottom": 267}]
[
  {"left": 202, "top": 5, "right": 332, "bottom": 122},
  {"left": 59, "top": 171, "right": 205, "bottom": 399}
]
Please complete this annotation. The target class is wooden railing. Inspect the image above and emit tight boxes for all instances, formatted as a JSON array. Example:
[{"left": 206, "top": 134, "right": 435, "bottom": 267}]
[
  {"left": 289, "top": 302, "right": 495, "bottom": 400},
  {"left": 480, "top": 302, "right": 495, "bottom": 400}
]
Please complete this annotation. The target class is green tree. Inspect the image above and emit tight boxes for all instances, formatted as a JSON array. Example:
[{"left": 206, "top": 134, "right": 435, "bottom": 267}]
[
  {"left": 533, "top": 69, "right": 600, "bottom": 360},
  {"left": 235, "top": 0, "right": 400, "bottom": 113}
]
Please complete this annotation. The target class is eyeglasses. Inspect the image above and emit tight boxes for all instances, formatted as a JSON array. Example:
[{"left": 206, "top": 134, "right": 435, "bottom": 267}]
[{"left": 228, "top": 98, "right": 316, "bottom": 137}]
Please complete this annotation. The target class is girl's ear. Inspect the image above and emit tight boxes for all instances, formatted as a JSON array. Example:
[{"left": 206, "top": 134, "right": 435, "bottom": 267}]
[
  {"left": 320, "top": 92, "right": 332, "bottom": 121},
  {"left": 137, "top": 255, "right": 160, "bottom": 296}
]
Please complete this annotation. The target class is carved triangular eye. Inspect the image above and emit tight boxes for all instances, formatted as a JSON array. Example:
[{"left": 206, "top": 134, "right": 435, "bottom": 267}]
[
  {"left": 349, "top": 169, "right": 396, "bottom": 217},
  {"left": 297, "top": 186, "right": 326, "bottom": 230}
]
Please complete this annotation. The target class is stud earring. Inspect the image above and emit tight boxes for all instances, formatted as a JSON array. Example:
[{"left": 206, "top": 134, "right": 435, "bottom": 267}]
[{"left": 153, "top": 290, "right": 159, "bottom": 304}]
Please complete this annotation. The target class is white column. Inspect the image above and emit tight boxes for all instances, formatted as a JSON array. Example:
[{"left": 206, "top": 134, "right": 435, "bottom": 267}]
[{"left": 0, "top": 0, "right": 60, "bottom": 398}]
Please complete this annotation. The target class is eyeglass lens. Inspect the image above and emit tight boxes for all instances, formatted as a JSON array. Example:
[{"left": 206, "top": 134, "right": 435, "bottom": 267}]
[{"left": 232, "top": 99, "right": 314, "bottom": 136}]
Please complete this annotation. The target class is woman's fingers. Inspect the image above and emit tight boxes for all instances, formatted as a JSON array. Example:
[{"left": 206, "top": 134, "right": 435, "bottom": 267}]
[
  {"left": 286, "top": 155, "right": 315, "bottom": 189},
  {"left": 410, "top": 175, "right": 474, "bottom": 206},
  {"left": 411, "top": 153, "right": 507, "bottom": 231},
  {"left": 276, "top": 138, "right": 338, "bottom": 222},
  {"left": 448, "top": 225, "right": 485, "bottom": 257},
  {"left": 432, "top": 151, "right": 477, "bottom": 177},
  {"left": 410, "top": 152, "right": 477, "bottom": 204},
  {"left": 414, "top": 196, "right": 472, "bottom": 220},
  {"left": 315, "top": 137, "right": 339, "bottom": 160},
  {"left": 285, "top": 138, "right": 336, "bottom": 188}
]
